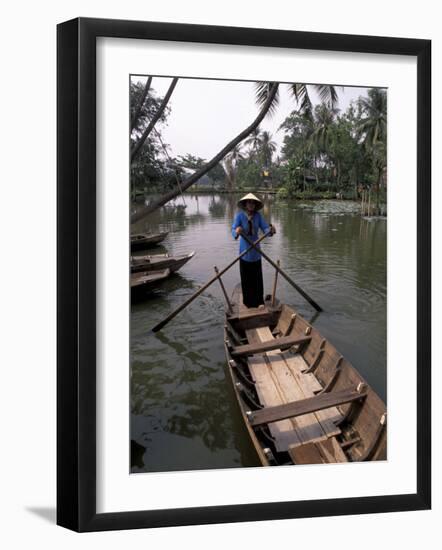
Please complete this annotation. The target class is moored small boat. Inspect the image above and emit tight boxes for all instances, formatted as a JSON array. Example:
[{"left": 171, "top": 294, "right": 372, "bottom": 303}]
[
  {"left": 130, "top": 231, "right": 169, "bottom": 250},
  {"left": 131, "top": 269, "right": 170, "bottom": 291},
  {"left": 224, "top": 285, "right": 387, "bottom": 466},
  {"left": 131, "top": 251, "right": 195, "bottom": 273}
]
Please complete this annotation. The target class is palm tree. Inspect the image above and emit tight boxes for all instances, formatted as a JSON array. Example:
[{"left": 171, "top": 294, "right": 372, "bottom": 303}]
[
  {"left": 310, "top": 103, "right": 339, "bottom": 152},
  {"left": 244, "top": 128, "right": 276, "bottom": 169},
  {"left": 130, "top": 76, "right": 152, "bottom": 132},
  {"left": 309, "top": 103, "right": 340, "bottom": 185},
  {"left": 255, "top": 81, "right": 338, "bottom": 120},
  {"left": 244, "top": 127, "right": 263, "bottom": 155},
  {"left": 358, "top": 88, "right": 387, "bottom": 147},
  {"left": 132, "top": 81, "right": 337, "bottom": 223},
  {"left": 257, "top": 82, "right": 338, "bottom": 188},
  {"left": 279, "top": 110, "right": 316, "bottom": 188},
  {"left": 131, "top": 77, "right": 179, "bottom": 162},
  {"left": 260, "top": 130, "right": 277, "bottom": 168},
  {"left": 358, "top": 89, "right": 387, "bottom": 214},
  {"left": 221, "top": 145, "right": 244, "bottom": 191}
]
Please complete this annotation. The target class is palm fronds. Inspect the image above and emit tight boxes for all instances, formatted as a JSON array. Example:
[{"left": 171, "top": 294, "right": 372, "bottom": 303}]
[
  {"left": 254, "top": 82, "right": 280, "bottom": 117},
  {"left": 289, "top": 84, "right": 313, "bottom": 118}
]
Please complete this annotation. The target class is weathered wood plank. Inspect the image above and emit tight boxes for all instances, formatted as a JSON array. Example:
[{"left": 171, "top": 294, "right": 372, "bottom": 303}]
[
  {"left": 264, "top": 355, "right": 327, "bottom": 446},
  {"left": 248, "top": 388, "right": 367, "bottom": 426},
  {"left": 255, "top": 326, "right": 275, "bottom": 343},
  {"left": 255, "top": 328, "right": 341, "bottom": 439},
  {"left": 316, "top": 438, "right": 348, "bottom": 463},
  {"left": 288, "top": 438, "right": 348, "bottom": 464},
  {"left": 247, "top": 354, "right": 303, "bottom": 450},
  {"left": 231, "top": 335, "right": 311, "bottom": 357},
  {"left": 282, "top": 352, "right": 323, "bottom": 391},
  {"left": 282, "top": 352, "right": 342, "bottom": 438},
  {"left": 246, "top": 328, "right": 306, "bottom": 451},
  {"left": 289, "top": 443, "right": 326, "bottom": 465},
  {"left": 250, "top": 327, "right": 327, "bottom": 448},
  {"left": 230, "top": 311, "right": 281, "bottom": 331},
  {"left": 245, "top": 328, "right": 262, "bottom": 346}
]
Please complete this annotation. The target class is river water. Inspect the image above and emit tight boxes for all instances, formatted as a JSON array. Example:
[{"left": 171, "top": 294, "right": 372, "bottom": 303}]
[{"left": 130, "top": 194, "right": 386, "bottom": 473}]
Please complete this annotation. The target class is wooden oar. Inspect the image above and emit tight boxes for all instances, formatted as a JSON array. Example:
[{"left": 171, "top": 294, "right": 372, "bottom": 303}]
[
  {"left": 239, "top": 231, "right": 323, "bottom": 312},
  {"left": 151, "top": 231, "right": 270, "bottom": 332}
]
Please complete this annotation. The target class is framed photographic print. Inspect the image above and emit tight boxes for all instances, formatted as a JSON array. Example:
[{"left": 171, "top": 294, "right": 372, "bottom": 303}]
[{"left": 57, "top": 17, "right": 431, "bottom": 531}]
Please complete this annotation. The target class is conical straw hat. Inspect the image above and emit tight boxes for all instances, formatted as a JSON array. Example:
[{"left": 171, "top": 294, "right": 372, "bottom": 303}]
[{"left": 237, "top": 193, "right": 263, "bottom": 211}]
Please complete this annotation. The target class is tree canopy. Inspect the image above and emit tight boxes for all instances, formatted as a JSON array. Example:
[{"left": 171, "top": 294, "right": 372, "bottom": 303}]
[{"left": 129, "top": 77, "right": 387, "bottom": 221}]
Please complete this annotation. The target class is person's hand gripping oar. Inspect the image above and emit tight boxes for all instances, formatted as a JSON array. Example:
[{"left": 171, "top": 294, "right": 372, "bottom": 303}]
[
  {"left": 233, "top": 223, "right": 275, "bottom": 240},
  {"left": 239, "top": 231, "right": 323, "bottom": 312}
]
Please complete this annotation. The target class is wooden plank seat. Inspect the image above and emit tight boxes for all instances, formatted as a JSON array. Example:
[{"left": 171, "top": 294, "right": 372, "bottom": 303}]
[
  {"left": 227, "top": 286, "right": 281, "bottom": 329},
  {"left": 227, "top": 309, "right": 281, "bottom": 331},
  {"left": 228, "top": 306, "right": 272, "bottom": 320},
  {"left": 247, "top": 387, "right": 368, "bottom": 427},
  {"left": 231, "top": 335, "right": 311, "bottom": 357}
]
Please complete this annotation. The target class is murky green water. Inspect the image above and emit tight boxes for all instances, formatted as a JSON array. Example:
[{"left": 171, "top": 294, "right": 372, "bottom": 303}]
[{"left": 130, "top": 194, "right": 386, "bottom": 473}]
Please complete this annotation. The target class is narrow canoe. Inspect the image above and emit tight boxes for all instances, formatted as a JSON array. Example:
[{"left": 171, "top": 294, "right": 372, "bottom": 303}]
[
  {"left": 224, "top": 285, "right": 387, "bottom": 466},
  {"left": 130, "top": 231, "right": 169, "bottom": 250},
  {"left": 131, "top": 251, "right": 195, "bottom": 273}
]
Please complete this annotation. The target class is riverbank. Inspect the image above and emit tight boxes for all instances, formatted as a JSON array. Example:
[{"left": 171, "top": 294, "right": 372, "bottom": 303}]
[
  {"left": 134, "top": 187, "right": 378, "bottom": 201},
  {"left": 133, "top": 189, "right": 387, "bottom": 216}
]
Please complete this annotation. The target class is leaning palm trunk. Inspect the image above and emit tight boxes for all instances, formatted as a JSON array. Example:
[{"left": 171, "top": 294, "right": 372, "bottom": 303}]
[
  {"left": 131, "top": 82, "right": 279, "bottom": 223},
  {"left": 131, "top": 77, "right": 178, "bottom": 162},
  {"left": 130, "top": 76, "right": 152, "bottom": 133}
]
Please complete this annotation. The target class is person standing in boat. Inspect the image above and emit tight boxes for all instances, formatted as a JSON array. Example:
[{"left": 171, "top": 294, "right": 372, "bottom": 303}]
[{"left": 232, "top": 193, "right": 275, "bottom": 308}]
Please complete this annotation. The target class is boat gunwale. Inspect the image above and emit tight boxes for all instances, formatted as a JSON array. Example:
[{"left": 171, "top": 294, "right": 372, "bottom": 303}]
[
  {"left": 223, "top": 333, "right": 271, "bottom": 467},
  {"left": 131, "top": 251, "right": 195, "bottom": 272},
  {"left": 130, "top": 268, "right": 171, "bottom": 288}
]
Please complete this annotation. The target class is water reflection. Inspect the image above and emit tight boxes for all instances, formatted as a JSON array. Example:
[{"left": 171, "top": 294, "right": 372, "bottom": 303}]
[{"left": 130, "top": 194, "right": 386, "bottom": 472}]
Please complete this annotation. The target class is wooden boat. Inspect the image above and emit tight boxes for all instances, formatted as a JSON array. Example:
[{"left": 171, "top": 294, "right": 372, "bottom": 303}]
[
  {"left": 131, "top": 251, "right": 195, "bottom": 273},
  {"left": 130, "top": 232, "right": 168, "bottom": 250},
  {"left": 130, "top": 269, "right": 170, "bottom": 291},
  {"left": 224, "top": 285, "right": 387, "bottom": 466}
]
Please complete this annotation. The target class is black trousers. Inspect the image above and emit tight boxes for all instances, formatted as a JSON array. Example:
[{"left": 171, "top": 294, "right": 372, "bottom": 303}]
[{"left": 240, "top": 259, "right": 264, "bottom": 308}]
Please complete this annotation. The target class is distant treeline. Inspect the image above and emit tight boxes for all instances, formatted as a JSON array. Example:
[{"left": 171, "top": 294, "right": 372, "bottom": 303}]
[{"left": 130, "top": 80, "right": 386, "bottom": 213}]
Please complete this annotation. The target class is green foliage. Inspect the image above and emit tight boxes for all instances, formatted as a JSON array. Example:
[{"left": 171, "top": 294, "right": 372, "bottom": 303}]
[
  {"left": 130, "top": 81, "right": 170, "bottom": 140},
  {"left": 236, "top": 159, "right": 261, "bottom": 188},
  {"left": 283, "top": 157, "right": 303, "bottom": 196},
  {"left": 130, "top": 81, "right": 176, "bottom": 196},
  {"left": 177, "top": 154, "right": 206, "bottom": 171},
  {"left": 278, "top": 88, "right": 387, "bottom": 198},
  {"left": 207, "top": 163, "right": 225, "bottom": 185},
  {"left": 218, "top": 131, "right": 278, "bottom": 191},
  {"left": 357, "top": 88, "right": 387, "bottom": 148}
]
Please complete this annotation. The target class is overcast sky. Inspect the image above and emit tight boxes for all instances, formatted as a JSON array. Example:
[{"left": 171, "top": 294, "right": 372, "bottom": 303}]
[{"left": 131, "top": 76, "right": 369, "bottom": 160}]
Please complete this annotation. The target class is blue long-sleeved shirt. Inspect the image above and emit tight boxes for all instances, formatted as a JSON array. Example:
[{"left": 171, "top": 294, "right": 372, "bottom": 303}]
[{"left": 231, "top": 210, "right": 270, "bottom": 262}]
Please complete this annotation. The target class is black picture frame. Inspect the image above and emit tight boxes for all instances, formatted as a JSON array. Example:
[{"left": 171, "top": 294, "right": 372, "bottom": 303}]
[{"left": 57, "top": 17, "right": 431, "bottom": 532}]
